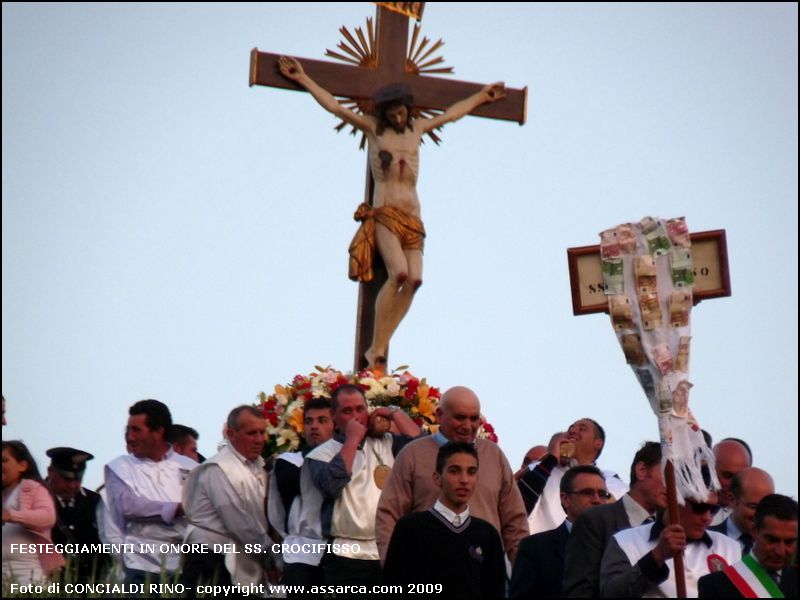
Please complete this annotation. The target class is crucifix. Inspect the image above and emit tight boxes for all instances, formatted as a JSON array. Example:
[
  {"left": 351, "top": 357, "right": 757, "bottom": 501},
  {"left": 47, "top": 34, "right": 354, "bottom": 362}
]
[{"left": 250, "top": 4, "right": 526, "bottom": 371}]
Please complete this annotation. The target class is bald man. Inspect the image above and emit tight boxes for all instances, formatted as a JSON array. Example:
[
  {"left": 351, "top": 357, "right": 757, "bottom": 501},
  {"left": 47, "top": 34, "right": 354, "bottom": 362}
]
[
  {"left": 710, "top": 468, "right": 774, "bottom": 554},
  {"left": 375, "top": 386, "right": 529, "bottom": 563},
  {"left": 712, "top": 439, "right": 752, "bottom": 525}
]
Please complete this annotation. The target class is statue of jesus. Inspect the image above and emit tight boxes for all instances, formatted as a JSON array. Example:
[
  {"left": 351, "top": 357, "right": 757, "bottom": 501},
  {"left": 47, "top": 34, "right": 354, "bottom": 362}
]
[{"left": 278, "top": 56, "right": 506, "bottom": 368}]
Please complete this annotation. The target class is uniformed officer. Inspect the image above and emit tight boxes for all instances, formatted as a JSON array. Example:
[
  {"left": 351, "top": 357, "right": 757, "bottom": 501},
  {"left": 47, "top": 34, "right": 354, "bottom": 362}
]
[{"left": 46, "top": 446, "right": 110, "bottom": 583}]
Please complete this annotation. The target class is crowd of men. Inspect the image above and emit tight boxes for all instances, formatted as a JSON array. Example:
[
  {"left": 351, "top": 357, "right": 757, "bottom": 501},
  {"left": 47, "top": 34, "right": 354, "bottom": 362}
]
[{"left": 3, "top": 389, "right": 797, "bottom": 598}]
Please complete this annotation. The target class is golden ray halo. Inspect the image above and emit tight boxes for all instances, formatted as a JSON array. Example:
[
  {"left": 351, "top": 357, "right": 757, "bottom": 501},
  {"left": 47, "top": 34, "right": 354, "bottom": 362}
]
[{"left": 325, "top": 18, "right": 454, "bottom": 148}]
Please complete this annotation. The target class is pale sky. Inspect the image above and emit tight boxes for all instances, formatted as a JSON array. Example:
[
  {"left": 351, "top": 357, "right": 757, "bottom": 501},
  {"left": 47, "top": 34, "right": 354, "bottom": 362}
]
[{"left": 3, "top": 3, "right": 797, "bottom": 496}]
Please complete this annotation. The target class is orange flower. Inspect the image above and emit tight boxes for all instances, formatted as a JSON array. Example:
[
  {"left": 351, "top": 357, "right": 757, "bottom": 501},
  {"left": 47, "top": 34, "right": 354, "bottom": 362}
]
[
  {"left": 414, "top": 383, "right": 436, "bottom": 422},
  {"left": 286, "top": 406, "right": 304, "bottom": 434}
]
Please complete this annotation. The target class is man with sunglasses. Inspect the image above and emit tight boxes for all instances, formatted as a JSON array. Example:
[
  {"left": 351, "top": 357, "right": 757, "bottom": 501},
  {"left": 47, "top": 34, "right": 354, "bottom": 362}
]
[
  {"left": 599, "top": 490, "right": 741, "bottom": 597},
  {"left": 698, "top": 494, "right": 798, "bottom": 598},
  {"left": 510, "top": 465, "right": 609, "bottom": 598}
]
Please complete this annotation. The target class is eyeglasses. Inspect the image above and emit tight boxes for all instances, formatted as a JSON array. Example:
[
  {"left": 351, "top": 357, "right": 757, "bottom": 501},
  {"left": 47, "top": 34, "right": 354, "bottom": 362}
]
[
  {"left": 687, "top": 500, "right": 721, "bottom": 516},
  {"left": 570, "top": 488, "right": 612, "bottom": 500}
]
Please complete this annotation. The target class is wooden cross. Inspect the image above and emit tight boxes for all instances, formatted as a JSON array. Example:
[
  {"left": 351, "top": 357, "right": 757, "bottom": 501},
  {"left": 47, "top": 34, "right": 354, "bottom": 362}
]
[{"left": 250, "top": 6, "right": 527, "bottom": 370}]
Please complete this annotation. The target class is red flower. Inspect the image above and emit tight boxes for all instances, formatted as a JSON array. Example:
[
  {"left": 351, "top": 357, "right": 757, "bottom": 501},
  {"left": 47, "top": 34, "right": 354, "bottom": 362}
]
[
  {"left": 481, "top": 422, "right": 498, "bottom": 443},
  {"left": 328, "top": 374, "right": 351, "bottom": 394},
  {"left": 293, "top": 375, "right": 312, "bottom": 394}
]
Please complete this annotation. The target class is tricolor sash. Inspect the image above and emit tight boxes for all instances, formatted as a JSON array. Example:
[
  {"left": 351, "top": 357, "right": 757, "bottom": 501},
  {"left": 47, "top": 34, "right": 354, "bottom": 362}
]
[{"left": 723, "top": 555, "right": 784, "bottom": 598}]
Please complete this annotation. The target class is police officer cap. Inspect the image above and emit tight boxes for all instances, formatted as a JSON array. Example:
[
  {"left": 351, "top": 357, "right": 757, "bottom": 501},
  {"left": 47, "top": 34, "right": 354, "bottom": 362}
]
[{"left": 46, "top": 447, "right": 94, "bottom": 480}]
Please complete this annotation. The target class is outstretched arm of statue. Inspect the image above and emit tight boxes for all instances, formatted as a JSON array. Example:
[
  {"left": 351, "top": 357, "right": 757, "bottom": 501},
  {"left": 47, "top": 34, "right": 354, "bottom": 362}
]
[
  {"left": 420, "top": 82, "right": 506, "bottom": 133},
  {"left": 278, "top": 56, "right": 374, "bottom": 133}
]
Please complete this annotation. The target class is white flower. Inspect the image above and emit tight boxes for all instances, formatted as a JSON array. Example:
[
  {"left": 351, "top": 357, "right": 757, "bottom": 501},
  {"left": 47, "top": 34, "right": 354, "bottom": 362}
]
[
  {"left": 386, "top": 381, "right": 401, "bottom": 396},
  {"left": 311, "top": 384, "right": 329, "bottom": 398},
  {"left": 360, "top": 378, "right": 384, "bottom": 399},
  {"left": 276, "top": 428, "right": 300, "bottom": 450},
  {"left": 287, "top": 399, "right": 305, "bottom": 414}
]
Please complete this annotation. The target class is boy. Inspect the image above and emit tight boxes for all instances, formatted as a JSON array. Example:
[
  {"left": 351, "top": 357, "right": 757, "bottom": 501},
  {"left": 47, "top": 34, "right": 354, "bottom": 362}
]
[{"left": 382, "top": 442, "right": 506, "bottom": 597}]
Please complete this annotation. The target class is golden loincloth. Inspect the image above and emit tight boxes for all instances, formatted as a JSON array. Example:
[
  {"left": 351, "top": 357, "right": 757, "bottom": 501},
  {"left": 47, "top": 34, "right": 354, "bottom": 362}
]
[{"left": 348, "top": 202, "right": 426, "bottom": 283}]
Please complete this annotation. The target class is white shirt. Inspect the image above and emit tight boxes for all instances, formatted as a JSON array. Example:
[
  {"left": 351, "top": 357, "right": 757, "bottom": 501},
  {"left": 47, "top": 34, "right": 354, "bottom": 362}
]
[
  {"left": 433, "top": 500, "right": 470, "bottom": 528},
  {"left": 622, "top": 493, "right": 655, "bottom": 527}
]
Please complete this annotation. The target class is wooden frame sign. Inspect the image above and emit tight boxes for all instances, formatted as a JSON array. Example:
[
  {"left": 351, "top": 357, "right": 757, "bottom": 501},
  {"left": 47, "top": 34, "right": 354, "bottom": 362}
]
[{"left": 567, "top": 229, "right": 731, "bottom": 316}]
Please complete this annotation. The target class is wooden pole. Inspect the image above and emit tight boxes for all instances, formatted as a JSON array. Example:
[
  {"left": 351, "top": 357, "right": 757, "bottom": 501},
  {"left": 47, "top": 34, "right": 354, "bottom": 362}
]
[
  {"left": 664, "top": 460, "right": 687, "bottom": 598},
  {"left": 353, "top": 167, "right": 386, "bottom": 371}
]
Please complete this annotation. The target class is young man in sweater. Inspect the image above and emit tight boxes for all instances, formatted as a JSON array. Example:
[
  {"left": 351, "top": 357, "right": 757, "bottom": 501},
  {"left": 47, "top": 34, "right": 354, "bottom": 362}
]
[
  {"left": 382, "top": 442, "right": 506, "bottom": 598},
  {"left": 376, "top": 386, "right": 527, "bottom": 563}
]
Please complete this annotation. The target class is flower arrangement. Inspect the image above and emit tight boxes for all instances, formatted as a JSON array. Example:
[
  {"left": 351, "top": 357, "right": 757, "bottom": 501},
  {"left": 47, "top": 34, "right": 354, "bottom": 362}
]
[{"left": 257, "top": 365, "right": 498, "bottom": 457}]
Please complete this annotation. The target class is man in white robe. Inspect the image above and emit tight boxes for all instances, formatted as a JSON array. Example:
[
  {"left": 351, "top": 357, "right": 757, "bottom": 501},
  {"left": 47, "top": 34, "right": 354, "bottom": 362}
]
[
  {"left": 105, "top": 399, "right": 198, "bottom": 584},
  {"left": 182, "top": 405, "right": 280, "bottom": 587}
]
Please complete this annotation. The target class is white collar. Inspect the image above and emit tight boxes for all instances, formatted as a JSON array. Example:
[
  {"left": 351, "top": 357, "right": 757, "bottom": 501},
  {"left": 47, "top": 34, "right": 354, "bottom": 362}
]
[
  {"left": 132, "top": 444, "right": 176, "bottom": 464},
  {"left": 623, "top": 492, "right": 655, "bottom": 526},
  {"left": 433, "top": 499, "right": 469, "bottom": 527},
  {"left": 226, "top": 443, "right": 265, "bottom": 476},
  {"left": 723, "top": 515, "right": 744, "bottom": 540}
]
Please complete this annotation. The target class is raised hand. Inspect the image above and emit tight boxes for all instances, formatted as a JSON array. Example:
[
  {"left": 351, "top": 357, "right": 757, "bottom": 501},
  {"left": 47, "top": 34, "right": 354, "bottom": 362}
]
[{"left": 652, "top": 524, "right": 687, "bottom": 565}]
